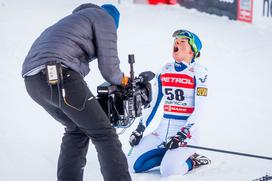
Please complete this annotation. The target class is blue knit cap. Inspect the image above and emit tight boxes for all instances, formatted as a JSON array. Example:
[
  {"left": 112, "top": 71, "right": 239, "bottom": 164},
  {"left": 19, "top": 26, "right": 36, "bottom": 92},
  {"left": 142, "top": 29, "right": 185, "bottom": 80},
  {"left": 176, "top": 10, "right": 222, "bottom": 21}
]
[{"left": 101, "top": 4, "right": 120, "bottom": 29}]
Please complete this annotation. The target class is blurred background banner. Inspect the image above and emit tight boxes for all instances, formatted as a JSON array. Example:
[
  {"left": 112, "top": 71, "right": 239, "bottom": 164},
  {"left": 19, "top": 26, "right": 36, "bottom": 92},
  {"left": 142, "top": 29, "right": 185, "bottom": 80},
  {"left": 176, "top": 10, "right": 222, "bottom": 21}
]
[
  {"left": 176, "top": 0, "right": 238, "bottom": 20},
  {"left": 133, "top": 0, "right": 177, "bottom": 4},
  {"left": 237, "top": 0, "right": 253, "bottom": 23},
  {"left": 134, "top": 0, "right": 272, "bottom": 26}
]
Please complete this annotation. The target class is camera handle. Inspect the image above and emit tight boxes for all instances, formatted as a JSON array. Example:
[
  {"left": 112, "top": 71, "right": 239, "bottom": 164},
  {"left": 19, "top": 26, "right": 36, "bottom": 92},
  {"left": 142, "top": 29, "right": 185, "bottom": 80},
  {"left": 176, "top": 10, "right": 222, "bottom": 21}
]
[{"left": 128, "top": 54, "right": 136, "bottom": 90}]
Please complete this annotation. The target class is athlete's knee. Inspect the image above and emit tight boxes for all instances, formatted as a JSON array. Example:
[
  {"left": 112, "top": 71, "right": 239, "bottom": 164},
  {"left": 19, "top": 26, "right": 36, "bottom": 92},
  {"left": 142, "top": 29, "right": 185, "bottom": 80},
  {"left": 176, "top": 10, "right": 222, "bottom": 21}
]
[{"left": 133, "top": 148, "right": 166, "bottom": 173}]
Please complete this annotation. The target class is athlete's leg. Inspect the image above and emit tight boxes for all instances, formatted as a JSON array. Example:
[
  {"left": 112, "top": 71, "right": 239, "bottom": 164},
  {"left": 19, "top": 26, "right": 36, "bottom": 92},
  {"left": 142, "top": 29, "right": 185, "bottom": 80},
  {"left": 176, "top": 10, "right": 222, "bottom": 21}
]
[
  {"left": 160, "top": 129, "right": 199, "bottom": 177},
  {"left": 127, "top": 133, "right": 166, "bottom": 173}
]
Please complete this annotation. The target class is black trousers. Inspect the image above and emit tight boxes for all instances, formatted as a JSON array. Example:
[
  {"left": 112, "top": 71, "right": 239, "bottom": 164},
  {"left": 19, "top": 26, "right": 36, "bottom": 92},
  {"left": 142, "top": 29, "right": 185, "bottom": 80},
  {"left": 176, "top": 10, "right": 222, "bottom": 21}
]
[{"left": 24, "top": 68, "right": 131, "bottom": 181}]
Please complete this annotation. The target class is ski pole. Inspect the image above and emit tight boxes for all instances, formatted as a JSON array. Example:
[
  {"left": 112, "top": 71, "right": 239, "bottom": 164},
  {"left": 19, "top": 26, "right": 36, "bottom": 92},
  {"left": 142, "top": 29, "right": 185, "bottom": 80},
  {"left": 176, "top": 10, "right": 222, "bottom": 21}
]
[{"left": 186, "top": 144, "right": 272, "bottom": 161}]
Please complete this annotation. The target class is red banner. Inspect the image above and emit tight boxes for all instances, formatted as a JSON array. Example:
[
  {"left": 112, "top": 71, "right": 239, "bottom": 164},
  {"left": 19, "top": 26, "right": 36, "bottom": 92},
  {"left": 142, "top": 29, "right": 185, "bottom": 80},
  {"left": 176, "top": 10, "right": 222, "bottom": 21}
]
[
  {"left": 148, "top": 0, "right": 176, "bottom": 5},
  {"left": 237, "top": 0, "right": 253, "bottom": 23}
]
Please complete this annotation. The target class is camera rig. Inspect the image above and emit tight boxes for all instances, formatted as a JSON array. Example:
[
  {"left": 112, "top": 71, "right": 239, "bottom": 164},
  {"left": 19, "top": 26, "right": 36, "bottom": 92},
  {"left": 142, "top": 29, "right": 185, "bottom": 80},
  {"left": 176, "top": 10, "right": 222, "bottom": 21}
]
[{"left": 96, "top": 54, "right": 155, "bottom": 128}]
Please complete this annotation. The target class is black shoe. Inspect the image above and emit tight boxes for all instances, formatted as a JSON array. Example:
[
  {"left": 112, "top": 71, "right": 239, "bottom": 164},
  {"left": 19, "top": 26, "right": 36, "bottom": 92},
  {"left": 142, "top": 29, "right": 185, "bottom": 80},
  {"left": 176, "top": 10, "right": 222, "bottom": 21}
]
[{"left": 190, "top": 153, "right": 211, "bottom": 168}]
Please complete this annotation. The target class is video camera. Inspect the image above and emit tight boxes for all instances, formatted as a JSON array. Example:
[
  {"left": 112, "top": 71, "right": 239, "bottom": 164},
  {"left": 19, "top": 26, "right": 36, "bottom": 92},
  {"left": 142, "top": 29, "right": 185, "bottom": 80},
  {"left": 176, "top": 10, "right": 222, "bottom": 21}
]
[{"left": 97, "top": 54, "right": 155, "bottom": 128}]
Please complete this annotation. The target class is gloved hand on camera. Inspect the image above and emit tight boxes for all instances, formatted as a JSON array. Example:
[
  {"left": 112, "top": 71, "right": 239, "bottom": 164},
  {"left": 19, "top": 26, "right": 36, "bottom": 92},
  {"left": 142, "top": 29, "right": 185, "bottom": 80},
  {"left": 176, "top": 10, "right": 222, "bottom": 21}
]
[
  {"left": 121, "top": 75, "right": 130, "bottom": 87},
  {"left": 165, "top": 126, "right": 192, "bottom": 150},
  {"left": 129, "top": 122, "right": 145, "bottom": 147}
]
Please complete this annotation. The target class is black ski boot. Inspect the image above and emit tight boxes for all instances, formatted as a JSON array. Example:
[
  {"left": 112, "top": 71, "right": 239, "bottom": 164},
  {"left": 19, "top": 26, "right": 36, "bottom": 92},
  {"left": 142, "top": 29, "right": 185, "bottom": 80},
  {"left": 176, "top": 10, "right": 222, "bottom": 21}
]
[{"left": 190, "top": 153, "right": 211, "bottom": 168}]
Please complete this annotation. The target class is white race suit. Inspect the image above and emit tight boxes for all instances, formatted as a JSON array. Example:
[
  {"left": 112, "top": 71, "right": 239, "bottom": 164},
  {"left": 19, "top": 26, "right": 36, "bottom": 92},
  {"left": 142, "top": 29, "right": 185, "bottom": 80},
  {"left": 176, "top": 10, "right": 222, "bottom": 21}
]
[{"left": 127, "top": 60, "right": 208, "bottom": 177}]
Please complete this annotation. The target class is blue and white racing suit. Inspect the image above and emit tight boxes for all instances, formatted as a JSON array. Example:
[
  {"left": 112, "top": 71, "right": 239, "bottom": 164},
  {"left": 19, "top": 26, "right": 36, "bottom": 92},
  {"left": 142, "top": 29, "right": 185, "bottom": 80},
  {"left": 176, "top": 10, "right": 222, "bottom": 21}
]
[{"left": 127, "top": 60, "right": 208, "bottom": 177}]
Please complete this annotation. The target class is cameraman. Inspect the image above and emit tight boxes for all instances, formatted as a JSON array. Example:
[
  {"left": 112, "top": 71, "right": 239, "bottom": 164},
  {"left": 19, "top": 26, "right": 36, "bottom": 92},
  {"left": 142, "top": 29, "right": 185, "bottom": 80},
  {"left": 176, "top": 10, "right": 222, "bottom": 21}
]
[{"left": 22, "top": 3, "right": 131, "bottom": 181}]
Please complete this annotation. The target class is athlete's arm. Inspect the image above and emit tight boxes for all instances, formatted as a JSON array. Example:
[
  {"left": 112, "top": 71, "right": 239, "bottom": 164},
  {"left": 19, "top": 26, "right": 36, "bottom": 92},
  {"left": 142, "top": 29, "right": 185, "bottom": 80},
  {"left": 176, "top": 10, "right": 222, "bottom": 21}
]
[
  {"left": 183, "top": 64, "right": 208, "bottom": 132},
  {"left": 142, "top": 73, "right": 163, "bottom": 127}
]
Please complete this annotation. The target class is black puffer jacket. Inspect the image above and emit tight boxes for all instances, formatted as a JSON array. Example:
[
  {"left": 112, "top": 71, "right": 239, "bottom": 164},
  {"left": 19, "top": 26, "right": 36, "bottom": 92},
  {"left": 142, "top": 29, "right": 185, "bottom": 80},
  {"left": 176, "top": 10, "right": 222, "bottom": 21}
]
[{"left": 22, "top": 3, "right": 123, "bottom": 85}]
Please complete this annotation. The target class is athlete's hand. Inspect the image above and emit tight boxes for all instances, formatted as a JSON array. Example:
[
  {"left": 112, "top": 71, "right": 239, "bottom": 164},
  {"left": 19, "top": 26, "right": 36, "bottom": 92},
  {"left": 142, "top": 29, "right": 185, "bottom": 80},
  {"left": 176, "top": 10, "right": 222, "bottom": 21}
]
[
  {"left": 129, "top": 123, "right": 145, "bottom": 146},
  {"left": 165, "top": 126, "right": 192, "bottom": 150}
]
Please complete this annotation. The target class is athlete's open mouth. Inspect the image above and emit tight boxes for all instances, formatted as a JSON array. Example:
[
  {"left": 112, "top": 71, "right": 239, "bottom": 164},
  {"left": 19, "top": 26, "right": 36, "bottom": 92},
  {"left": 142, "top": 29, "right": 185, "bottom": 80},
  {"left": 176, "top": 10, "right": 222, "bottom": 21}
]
[{"left": 173, "top": 46, "right": 179, "bottom": 52}]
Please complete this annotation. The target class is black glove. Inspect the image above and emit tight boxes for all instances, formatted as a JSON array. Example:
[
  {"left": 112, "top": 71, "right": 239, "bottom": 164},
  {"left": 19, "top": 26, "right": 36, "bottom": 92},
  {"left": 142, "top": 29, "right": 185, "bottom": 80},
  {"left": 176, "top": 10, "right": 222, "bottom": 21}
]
[
  {"left": 129, "top": 123, "right": 145, "bottom": 147},
  {"left": 165, "top": 126, "right": 192, "bottom": 150}
]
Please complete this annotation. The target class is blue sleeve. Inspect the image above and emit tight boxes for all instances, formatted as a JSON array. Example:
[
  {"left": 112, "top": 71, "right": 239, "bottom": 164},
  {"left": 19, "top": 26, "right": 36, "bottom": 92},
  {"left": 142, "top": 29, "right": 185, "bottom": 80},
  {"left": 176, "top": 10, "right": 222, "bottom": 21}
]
[{"left": 145, "top": 74, "right": 163, "bottom": 127}]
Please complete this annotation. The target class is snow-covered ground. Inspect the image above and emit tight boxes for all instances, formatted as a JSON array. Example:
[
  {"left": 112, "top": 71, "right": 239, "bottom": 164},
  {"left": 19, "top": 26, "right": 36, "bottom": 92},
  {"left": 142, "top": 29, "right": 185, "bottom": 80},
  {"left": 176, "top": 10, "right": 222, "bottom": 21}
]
[{"left": 0, "top": 0, "right": 272, "bottom": 181}]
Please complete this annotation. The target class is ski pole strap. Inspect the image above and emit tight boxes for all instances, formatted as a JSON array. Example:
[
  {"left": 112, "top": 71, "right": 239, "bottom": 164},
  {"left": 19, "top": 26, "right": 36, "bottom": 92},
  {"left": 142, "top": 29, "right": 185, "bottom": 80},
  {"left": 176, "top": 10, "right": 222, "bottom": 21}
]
[{"left": 186, "top": 145, "right": 272, "bottom": 161}]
